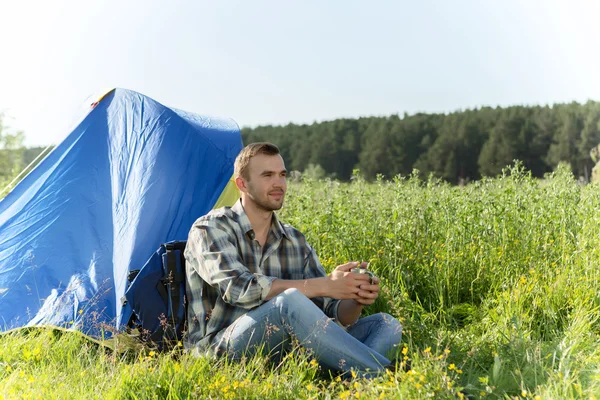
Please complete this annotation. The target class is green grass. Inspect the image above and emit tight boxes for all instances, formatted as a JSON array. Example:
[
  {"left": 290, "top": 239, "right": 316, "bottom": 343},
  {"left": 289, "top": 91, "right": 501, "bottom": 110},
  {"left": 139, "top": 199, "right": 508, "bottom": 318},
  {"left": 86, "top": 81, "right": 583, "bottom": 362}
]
[{"left": 3, "top": 163, "right": 600, "bottom": 399}]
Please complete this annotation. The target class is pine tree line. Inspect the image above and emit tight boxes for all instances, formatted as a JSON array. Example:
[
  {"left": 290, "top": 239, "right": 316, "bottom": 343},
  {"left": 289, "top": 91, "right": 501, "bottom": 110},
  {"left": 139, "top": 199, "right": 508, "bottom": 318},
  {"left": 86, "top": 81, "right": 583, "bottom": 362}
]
[{"left": 242, "top": 101, "right": 600, "bottom": 183}]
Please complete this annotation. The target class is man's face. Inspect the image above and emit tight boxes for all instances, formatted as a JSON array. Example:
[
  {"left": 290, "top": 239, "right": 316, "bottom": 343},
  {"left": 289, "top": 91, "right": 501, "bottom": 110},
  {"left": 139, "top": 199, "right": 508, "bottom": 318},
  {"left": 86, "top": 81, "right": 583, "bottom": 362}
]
[{"left": 244, "top": 154, "right": 287, "bottom": 211}]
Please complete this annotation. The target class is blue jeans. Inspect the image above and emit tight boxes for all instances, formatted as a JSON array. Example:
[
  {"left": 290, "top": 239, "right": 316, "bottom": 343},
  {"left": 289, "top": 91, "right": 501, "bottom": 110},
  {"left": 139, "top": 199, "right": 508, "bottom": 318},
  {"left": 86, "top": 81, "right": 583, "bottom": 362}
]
[{"left": 211, "top": 288, "right": 402, "bottom": 377}]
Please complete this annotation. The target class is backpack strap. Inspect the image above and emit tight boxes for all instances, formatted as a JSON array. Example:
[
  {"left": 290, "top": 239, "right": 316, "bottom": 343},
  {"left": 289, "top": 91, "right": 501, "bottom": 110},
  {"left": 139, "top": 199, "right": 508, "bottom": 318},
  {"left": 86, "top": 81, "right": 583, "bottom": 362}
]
[
  {"left": 158, "top": 241, "right": 187, "bottom": 345},
  {"left": 164, "top": 243, "right": 185, "bottom": 325}
]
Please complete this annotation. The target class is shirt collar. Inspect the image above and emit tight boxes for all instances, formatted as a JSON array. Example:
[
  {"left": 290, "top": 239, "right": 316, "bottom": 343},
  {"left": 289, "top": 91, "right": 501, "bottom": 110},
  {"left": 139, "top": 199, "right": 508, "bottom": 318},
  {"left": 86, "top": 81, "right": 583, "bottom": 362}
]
[{"left": 232, "top": 198, "right": 289, "bottom": 241}]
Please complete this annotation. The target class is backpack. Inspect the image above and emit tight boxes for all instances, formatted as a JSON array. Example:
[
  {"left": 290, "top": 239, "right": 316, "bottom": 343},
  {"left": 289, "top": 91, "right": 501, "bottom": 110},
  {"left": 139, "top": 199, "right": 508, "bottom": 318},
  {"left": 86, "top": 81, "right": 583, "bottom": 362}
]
[{"left": 121, "top": 241, "right": 187, "bottom": 350}]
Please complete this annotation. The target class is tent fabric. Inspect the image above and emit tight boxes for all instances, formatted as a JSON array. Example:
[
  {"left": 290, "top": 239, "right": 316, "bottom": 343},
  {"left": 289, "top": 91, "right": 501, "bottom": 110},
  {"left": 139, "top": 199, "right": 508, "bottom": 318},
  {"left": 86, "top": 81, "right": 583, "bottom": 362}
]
[
  {"left": 0, "top": 88, "right": 243, "bottom": 336},
  {"left": 213, "top": 175, "right": 240, "bottom": 209}
]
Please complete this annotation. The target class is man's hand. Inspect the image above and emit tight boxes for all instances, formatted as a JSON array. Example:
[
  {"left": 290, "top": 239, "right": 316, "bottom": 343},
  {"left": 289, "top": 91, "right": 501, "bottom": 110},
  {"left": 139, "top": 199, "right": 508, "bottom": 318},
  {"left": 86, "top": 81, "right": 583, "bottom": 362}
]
[
  {"left": 326, "top": 261, "right": 372, "bottom": 299},
  {"left": 353, "top": 276, "right": 380, "bottom": 305},
  {"left": 332, "top": 261, "right": 381, "bottom": 326}
]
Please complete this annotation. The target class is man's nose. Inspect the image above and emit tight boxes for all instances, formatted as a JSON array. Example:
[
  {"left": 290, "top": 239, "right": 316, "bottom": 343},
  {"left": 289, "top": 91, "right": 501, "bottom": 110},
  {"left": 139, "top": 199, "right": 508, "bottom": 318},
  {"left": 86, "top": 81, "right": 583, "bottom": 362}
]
[{"left": 273, "top": 176, "right": 286, "bottom": 188}]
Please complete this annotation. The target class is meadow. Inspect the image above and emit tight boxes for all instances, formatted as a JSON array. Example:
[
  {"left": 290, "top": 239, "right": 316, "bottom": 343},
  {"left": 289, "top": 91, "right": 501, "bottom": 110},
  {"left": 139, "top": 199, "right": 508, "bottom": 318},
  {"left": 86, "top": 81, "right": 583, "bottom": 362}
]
[{"left": 2, "top": 163, "right": 600, "bottom": 399}]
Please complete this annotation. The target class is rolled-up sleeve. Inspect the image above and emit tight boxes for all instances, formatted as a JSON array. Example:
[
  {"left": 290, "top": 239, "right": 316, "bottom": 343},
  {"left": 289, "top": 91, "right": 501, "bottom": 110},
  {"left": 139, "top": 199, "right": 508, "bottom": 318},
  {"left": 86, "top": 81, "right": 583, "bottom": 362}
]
[
  {"left": 302, "top": 244, "right": 341, "bottom": 322},
  {"left": 186, "top": 223, "right": 276, "bottom": 309}
]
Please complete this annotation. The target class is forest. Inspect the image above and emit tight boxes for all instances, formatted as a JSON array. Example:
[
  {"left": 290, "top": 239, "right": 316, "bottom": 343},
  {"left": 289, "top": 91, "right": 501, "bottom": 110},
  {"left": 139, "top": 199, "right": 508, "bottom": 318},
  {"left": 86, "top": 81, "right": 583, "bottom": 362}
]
[
  {"left": 2, "top": 101, "right": 600, "bottom": 190},
  {"left": 242, "top": 101, "right": 600, "bottom": 184}
]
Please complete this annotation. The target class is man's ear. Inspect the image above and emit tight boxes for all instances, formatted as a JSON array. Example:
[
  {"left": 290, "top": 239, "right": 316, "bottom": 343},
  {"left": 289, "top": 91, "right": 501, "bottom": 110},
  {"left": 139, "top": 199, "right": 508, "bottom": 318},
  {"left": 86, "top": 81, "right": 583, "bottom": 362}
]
[{"left": 235, "top": 176, "right": 247, "bottom": 193}]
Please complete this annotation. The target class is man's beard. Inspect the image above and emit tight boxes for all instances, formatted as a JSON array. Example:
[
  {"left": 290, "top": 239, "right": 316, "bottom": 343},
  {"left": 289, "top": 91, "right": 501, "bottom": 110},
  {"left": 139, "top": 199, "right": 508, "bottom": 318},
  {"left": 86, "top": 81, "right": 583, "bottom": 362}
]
[
  {"left": 248, "top": 186, "right": 284, "bottom": 212},
  {"left": 254, "top": 194, "right": 284, "bottom": 212}
]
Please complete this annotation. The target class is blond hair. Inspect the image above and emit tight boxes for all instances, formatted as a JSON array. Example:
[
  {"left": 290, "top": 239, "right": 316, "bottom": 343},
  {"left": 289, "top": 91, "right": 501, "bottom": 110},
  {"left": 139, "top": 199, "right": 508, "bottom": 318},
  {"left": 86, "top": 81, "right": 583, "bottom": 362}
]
[{"left": 234, "top": 142, "right": 281, "bottom": 180}]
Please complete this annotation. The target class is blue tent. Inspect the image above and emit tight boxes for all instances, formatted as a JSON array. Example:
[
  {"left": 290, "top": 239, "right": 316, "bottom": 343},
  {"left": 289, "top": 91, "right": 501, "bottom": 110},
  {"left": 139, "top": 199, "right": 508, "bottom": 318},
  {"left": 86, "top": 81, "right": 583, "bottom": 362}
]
[{"left": 0, "top": 88, "right": 242, "bottom": 336}]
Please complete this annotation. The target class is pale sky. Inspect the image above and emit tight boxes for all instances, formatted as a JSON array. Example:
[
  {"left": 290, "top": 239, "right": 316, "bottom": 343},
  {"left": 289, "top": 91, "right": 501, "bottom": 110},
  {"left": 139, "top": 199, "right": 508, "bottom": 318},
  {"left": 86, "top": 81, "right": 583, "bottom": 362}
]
[{"left": 0, "top": 0, "right": 599, "bottom": 147}]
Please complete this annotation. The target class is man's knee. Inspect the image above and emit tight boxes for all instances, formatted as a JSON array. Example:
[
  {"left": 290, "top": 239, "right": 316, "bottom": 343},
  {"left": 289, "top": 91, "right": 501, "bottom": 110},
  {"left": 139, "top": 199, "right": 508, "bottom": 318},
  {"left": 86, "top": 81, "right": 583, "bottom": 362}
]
[
  {"left": 275, "top": 288, "right": 310, "bottom": 305},
  {"left": 273, "top": 288, "right": 308, "bottom": 308},
  {"left": 272, "top": 288, "right": 319, "bottom": 317},
  {"left": 283, "top": 287, "right": 303, "bottom": 297}
]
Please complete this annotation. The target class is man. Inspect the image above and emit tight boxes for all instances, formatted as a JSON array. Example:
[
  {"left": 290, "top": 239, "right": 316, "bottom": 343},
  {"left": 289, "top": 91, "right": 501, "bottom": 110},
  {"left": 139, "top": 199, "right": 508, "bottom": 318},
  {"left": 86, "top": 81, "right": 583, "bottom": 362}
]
[{"left": 184, "top": 142, "right": 402, "bottom": 377}]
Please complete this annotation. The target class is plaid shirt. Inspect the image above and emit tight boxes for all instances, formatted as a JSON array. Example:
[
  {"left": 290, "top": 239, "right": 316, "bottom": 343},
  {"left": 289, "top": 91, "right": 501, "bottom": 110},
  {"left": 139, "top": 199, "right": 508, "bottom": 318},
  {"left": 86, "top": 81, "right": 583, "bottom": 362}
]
[{"left": 184, "top": 199, "right": 341, "bottom": 350}]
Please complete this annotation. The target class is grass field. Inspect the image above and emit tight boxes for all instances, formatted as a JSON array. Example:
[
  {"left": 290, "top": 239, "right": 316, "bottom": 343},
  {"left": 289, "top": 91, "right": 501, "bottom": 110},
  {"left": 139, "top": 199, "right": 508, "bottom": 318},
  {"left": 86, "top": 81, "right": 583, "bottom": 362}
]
[{"left": 2, "top": 163, "right": 600, "bottom": 399}]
